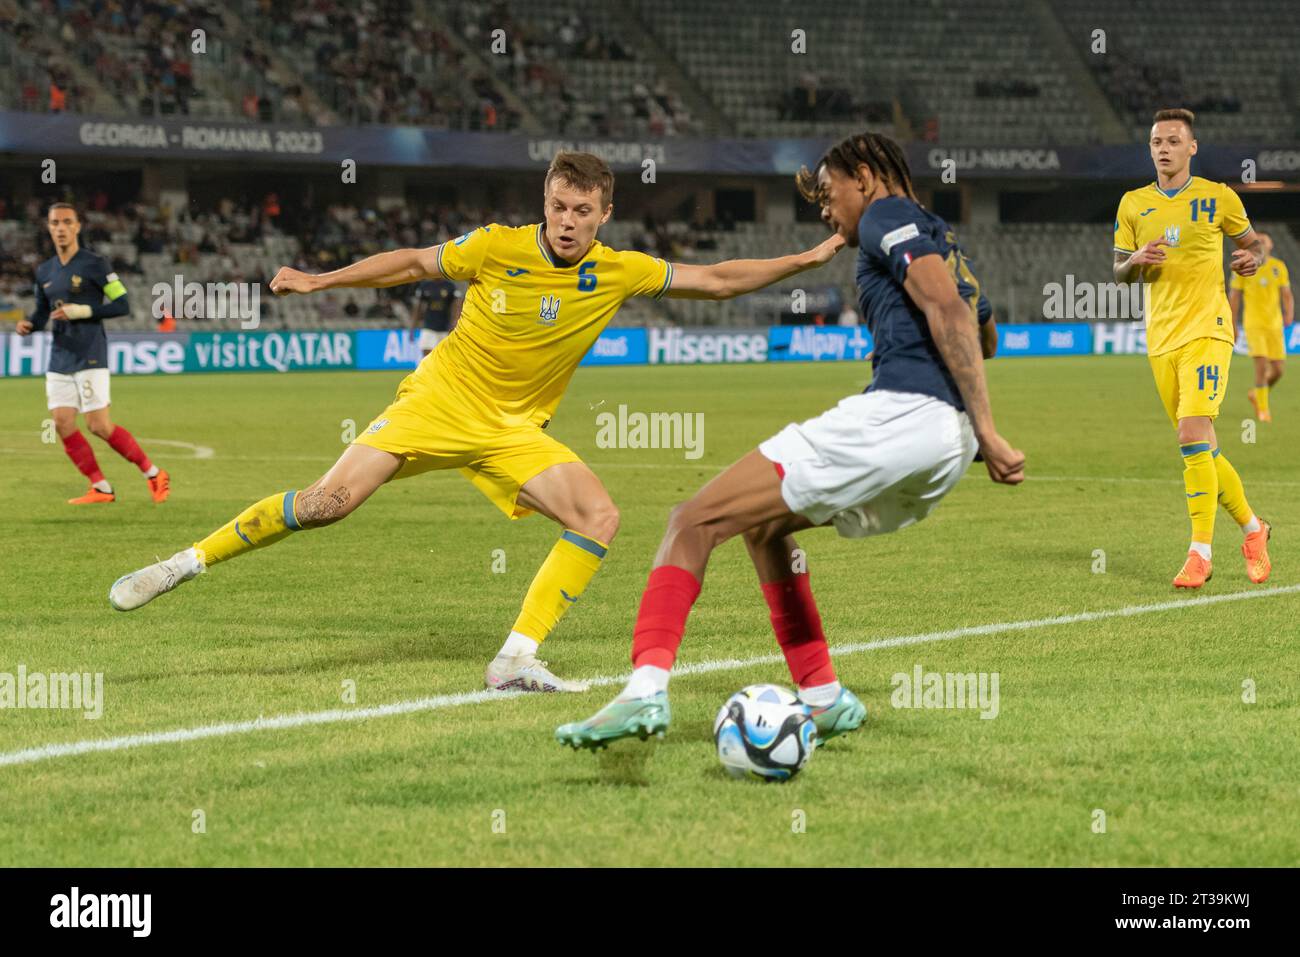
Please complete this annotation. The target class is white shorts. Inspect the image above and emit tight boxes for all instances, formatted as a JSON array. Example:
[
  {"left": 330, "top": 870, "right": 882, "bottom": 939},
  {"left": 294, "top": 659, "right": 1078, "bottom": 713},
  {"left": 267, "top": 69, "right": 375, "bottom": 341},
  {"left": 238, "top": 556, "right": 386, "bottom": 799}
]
[
  {"left": 46, "top": 369, "right": 111, "bottom": 413},
  {"left": 418, "top": 328, "right": 446, "bottom": 352},
  {"left": 758, "top": 390, "right": 976, "bottom": 538}
]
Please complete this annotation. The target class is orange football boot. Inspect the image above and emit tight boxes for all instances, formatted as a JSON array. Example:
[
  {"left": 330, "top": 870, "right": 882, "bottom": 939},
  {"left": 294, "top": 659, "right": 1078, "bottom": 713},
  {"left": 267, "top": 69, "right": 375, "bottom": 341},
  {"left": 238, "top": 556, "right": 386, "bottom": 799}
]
[
  {"left": 148, "top": 468, "right": 171, "bottom": 503},
  {"left": 1173, "top": 551, "right": 1212, "bottom": 589},
  {"left": 68, "top": 487, "right": 115, "bottom": 505},
  {"left": 1242, "top": 519, "right": 1272, "bottom": 584}
]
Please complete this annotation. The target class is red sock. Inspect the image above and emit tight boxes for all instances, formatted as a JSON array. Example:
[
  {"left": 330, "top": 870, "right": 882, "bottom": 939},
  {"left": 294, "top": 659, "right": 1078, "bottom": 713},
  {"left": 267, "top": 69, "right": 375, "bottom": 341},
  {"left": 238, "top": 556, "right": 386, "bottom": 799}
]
[
  {"left": 762, "top": 573, "right": 836, "bottom": 688},
  {"left": 106, "top": 425, "right": 152, "bottom": 473},
  {"left": 631, "top": 565, "right": 702, "bottom": 670},
  {"left": 62, "top": 430, "right": 105, "bottom": 484}
]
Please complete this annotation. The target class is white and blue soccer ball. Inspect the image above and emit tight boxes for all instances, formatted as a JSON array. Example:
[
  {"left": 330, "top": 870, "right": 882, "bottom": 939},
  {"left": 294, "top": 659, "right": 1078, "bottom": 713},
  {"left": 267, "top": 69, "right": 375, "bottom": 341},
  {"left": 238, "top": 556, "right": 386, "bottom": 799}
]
[{"left": 713, "top": 684, "right": 817, "bottom": 782}]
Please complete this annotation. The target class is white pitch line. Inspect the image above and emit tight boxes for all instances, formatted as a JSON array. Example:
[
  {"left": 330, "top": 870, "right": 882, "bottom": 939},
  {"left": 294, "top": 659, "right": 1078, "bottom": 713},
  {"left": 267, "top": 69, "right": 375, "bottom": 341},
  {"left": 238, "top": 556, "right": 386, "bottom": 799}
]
[
  {"left": 0, "top": 434, "right": 214, "bottom": 459},
  {"left": 2, "top": 583, "right": 1298, "bottom": 770},
  {"left": 138, "top": 438, "right": 215, "bottom": 459}
]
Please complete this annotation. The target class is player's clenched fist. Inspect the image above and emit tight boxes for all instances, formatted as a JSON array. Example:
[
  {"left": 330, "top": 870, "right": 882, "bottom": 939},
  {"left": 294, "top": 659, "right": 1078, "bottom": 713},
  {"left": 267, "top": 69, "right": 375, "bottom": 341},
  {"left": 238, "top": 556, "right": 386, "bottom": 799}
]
[
  {"left": 1229, "top": 248, "right": 1260, "bottom": 278},
  {"left": 978, "top": 432, "right": 1026, "bottom": 485},
  {"left": 15, "top": 319, "right": 33, "bottom": 335},
  {"left": 269, "top": 267, "right": 318, "bottom": 296},
  {"left": 1127, "top": 239, "right": 1171, "bottom": 266}
]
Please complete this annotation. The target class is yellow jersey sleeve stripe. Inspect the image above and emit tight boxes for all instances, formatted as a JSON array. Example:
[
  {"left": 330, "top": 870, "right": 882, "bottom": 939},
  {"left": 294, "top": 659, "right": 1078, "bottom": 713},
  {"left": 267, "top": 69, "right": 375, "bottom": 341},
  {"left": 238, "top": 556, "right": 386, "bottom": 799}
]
[
  {"left": 1227, "top": 224, "right": 1252, "bottom": 239},
  {"left": 436, "top": 242, "right": 446, "bottom": 276},
  {"left": 1113, "top": 246, "right": 1135, "bottom": 254},
  {"left": 654, "top": 261, "right": 674, "bottom": 299}
]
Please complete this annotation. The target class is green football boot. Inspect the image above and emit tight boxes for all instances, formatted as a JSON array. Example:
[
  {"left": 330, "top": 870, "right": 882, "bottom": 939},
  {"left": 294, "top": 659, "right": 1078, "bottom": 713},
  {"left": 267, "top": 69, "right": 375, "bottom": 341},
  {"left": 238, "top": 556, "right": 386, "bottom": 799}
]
[
  {"left": 807, "top": 687, "right": 867, "bottom": 742},
  {"left": 556, "top": 691, "right": 671, "bottom": 750}
]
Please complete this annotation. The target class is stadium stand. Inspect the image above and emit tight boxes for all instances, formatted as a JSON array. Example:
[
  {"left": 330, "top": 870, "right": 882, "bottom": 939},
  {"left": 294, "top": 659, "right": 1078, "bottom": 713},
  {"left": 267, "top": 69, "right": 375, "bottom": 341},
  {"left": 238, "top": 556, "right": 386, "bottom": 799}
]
[
  {"left": 4, "top": 0, "right": 1295, "bottom": 144},
  {"left": 630, "top": 0, "right": 1103, "bottom": 144},
  {"left": 431, "top": 0, "right": 694, "bottom": 137},
  {"left": 1051, "top": 0, "right": 1300, "bottom": 143}
]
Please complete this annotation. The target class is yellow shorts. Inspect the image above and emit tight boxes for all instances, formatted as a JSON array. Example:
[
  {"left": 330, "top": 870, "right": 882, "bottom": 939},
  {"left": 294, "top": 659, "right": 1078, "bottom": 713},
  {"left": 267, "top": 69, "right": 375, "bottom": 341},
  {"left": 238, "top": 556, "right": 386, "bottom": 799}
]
[
  {"left": 1244, "top": 324, "right": 1286, "bottom": 361},
  {"left": 1148, "top": 337, "right": 1234, "bottom": 426},
  {"left": 353, "top": 369, "right": 581, "bottom": 519}
]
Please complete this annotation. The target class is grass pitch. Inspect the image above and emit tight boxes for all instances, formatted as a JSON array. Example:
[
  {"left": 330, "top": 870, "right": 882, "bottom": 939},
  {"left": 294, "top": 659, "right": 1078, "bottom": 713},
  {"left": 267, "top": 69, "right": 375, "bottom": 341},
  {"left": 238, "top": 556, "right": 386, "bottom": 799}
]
[{"left": 0, "top": 355, "right": 1297, "bottom": 867}]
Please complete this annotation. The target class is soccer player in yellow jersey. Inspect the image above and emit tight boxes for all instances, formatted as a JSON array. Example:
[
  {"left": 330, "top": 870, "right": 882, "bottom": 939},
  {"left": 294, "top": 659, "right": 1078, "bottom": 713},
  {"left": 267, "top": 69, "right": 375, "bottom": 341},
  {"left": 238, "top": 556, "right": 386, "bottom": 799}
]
[
  {"left": 1113, "top": 108, "right": 1272, "bottom": 589},
  {"left": 109, "top": 151, "right": 845, "bottom": 692},
  {"left": 1229, "top": 233, "right": 1293, "bottom": 422}
]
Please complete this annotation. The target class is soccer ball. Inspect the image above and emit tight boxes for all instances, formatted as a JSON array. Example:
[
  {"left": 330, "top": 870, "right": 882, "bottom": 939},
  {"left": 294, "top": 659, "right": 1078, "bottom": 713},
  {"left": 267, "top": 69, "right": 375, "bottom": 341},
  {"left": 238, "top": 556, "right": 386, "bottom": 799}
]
[{"left": 713, "top": 684, "right": 817, "bottom": 782}]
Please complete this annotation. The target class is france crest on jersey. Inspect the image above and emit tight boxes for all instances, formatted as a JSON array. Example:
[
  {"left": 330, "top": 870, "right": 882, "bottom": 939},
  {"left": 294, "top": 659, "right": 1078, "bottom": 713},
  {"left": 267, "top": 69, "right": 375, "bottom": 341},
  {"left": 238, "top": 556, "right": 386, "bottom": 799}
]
[{"left": 854, "top": 196, "right": 984, "bottom": 412}]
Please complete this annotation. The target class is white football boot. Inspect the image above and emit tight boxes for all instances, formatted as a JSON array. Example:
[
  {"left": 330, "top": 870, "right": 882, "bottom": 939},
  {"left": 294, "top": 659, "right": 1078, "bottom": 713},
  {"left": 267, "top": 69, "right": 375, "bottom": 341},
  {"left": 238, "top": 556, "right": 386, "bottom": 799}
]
[
  {"left": 485, "top": 654, "right": 590, "bottom": 693},
  {"left": 109, "top": 548, "right": 204, "bottom": 611}
]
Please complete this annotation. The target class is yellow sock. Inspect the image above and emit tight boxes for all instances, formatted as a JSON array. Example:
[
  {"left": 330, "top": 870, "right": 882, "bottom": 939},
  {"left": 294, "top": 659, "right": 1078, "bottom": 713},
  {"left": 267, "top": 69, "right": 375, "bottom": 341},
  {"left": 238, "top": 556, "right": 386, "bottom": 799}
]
[
  {"left": 511, "top": 530, "right": 608, "bottom": 643},
  {"left": 1256, "top": 385, "right": 1270, "bottom": 415},
  {"left": 194, "top": 490, "right": 302, "bottom": 567},
  {"left": 1181, "top": 444, "right": 1217, "bottom": 544},
  {"left": 1212, "top": 447, "right": 1254, "bottom": 527}
]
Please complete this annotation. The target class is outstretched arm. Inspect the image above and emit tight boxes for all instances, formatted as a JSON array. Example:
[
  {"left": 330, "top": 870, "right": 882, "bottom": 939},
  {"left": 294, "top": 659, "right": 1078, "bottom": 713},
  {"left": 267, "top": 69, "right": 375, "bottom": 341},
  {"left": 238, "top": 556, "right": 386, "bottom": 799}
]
[
  {"left": 664, "top": 233, "right": 844, "bottom": 300},
  {"left": 904, "top": 254, "right": 1024, "bottom": 485},
  {"left": 271, "top": 246, "right": 444, "bottom": 295}
]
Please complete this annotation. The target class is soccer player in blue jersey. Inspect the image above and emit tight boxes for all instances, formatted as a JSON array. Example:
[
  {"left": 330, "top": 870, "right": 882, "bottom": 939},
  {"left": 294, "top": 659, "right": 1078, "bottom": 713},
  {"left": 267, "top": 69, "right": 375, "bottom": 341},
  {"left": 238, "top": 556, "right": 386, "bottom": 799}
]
[
  {"left": 558, "top": 132, "right": 1023, "bottom": 750},
  {"left": 16, "top": 204, "right": 170, "bottom": 505}
]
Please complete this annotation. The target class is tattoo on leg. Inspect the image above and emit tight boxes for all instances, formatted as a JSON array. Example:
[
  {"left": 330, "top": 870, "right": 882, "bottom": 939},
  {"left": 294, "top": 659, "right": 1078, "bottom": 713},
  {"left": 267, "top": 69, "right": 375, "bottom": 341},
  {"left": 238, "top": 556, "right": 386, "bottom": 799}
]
[{"left": 296, "top": 485, "right": 352, "bottom": 526}]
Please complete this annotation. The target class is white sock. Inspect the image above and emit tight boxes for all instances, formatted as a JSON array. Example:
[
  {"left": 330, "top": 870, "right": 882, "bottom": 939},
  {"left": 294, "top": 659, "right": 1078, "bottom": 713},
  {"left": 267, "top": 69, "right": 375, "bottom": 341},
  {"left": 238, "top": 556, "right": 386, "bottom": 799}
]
[
  {"left": 92, "top": 479, "right": 112, "bottom": 493},
  {"left": 1189, "top": 541, "right": 1212, "bottom": 561},
  {"left": 496, "top": 630, "right": 538, "bottom": 659},
  {"left": 798, "top": 680, "right": 842, "bottom": 708},
  {"left": 144, "top": 465, "right": 159, "bottom": 479},
  {"left": 1242, "top": 514, "right": 1261, "bottom": 535},
  {"left": 622, "top": 665, "right": 670, "bottom": 699}
]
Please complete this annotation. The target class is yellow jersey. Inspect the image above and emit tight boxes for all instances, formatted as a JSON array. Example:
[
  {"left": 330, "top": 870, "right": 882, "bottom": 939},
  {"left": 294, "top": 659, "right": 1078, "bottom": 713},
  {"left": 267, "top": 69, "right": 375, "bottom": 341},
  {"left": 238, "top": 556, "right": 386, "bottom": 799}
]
[
  {"left": 1113, "top": 176, "right": 1251, "bottom": 356},
  {"left": 1229, "top": 256, "right": 1289, "bottom": 329},
  {"left": 430, "top": 223, "right": 672, "bottom": 425}
]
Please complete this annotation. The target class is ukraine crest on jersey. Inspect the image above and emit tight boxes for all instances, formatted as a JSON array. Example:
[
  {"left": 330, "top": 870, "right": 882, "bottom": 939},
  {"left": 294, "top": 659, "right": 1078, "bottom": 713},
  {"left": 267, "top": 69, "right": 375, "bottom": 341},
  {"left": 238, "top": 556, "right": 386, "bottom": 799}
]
[
  {"left": 430, "top": 223, "right": 672, "bottom": 424},
  {"left": 1114, "top": 176, "right": 1251, "bottom": 356}
]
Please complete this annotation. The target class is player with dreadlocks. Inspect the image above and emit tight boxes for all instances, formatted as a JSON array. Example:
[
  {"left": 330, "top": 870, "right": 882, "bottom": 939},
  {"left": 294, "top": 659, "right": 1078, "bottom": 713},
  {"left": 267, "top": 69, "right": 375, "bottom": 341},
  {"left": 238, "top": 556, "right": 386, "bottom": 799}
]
[{"left": 557, "top": 131, "right": 1025, "bottom": 751}]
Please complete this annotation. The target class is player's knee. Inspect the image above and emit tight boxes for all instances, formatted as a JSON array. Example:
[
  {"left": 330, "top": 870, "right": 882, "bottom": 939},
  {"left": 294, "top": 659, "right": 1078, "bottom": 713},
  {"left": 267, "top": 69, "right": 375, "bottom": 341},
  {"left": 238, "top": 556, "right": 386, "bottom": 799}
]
[
  {"left": 741, "top": 520, "right": 778, "bottom": 552},
  {"left": 88, "top": 421, "right": 114, "bottom": 441},
  {"left": 667, "top": 500, "right": 722, "bottom": 546},
  {"left": 1175, "top": 421, "right": 1211, "bottom": 445},
  {"left": 665, "top": 501, "right": 695, "bottom": 534},
  {"left": 590, "top": 501, "right": 620, "bottom": 543},
  {"left": 564, "top": 497, "right": 619, "bottom": 543}
]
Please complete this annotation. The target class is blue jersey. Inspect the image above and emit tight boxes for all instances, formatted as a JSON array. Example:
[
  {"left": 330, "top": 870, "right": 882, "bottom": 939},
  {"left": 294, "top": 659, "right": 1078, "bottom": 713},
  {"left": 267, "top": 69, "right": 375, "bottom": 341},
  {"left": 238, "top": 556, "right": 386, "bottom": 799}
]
[
  {"left": 855, "top": 196, "right": 985, "bottom": 411},
  {"left": 415, "top": 278, "right": 460, "bottom": 331},
  {"left": 31, "top": 247, "right": 130, "bottom": 374}
]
